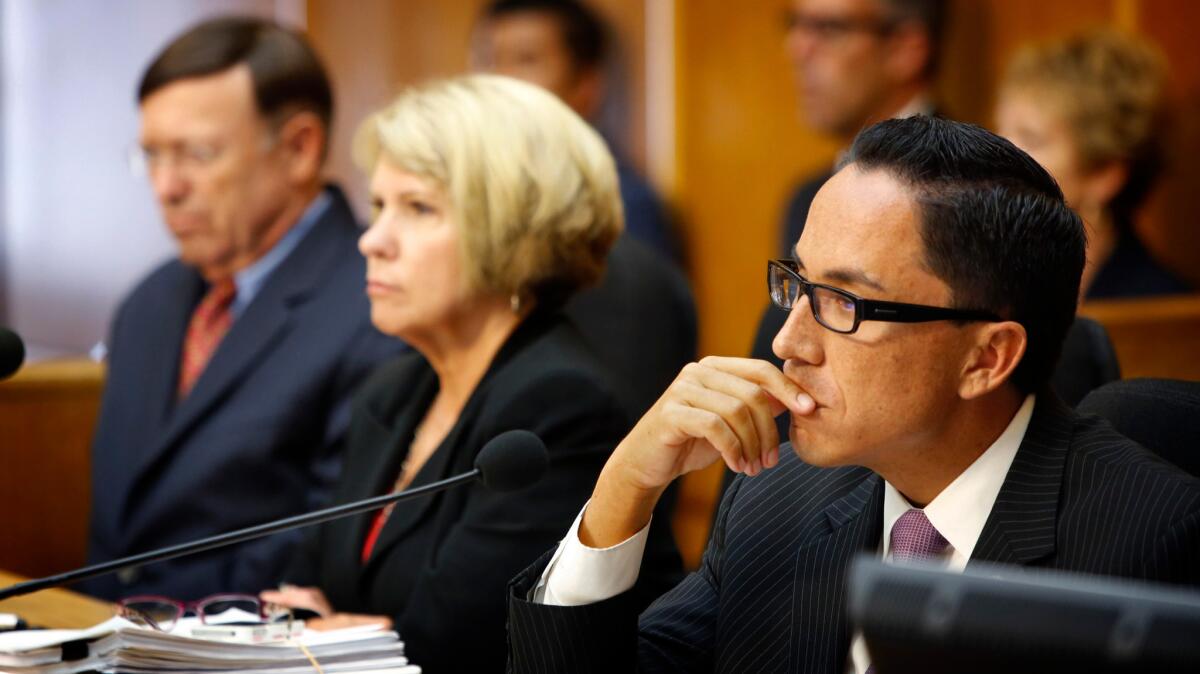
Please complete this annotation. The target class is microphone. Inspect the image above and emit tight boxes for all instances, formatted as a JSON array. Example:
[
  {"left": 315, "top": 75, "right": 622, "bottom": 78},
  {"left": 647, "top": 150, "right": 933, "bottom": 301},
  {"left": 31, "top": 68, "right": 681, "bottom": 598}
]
[
  {"left": 0, "top": 430, "right": 548, "bottom": 601},
  {"left": 0, "top": 327, "right": 25, "bottom": 380}
]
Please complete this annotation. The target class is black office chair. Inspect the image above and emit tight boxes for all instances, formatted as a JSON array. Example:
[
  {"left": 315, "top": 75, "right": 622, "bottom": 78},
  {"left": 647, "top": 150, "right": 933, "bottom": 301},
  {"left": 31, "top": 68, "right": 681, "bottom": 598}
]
[
  {"left": 1051, "top": 316, "right": 1121, "bottom": 406},
  {"left": 566, "top": 234, "right": 697, "bottom": 421},
  {"left": 1078, "top": 378, "right": 1200, "bottom": 477}
]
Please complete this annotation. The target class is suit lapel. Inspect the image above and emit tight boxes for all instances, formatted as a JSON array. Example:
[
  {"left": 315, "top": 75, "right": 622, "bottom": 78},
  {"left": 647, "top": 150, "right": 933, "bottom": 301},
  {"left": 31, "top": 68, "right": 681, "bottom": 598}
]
[
  {"left": 790, "top": 472, "right": 883, "bottom": 674},
  {"left": 970, "top": 393, "right": 1071, "bottom": 567},
  {"left": 127, "top": 191, "right": 356, "bottom": 493},
  {"left": 354, "top": 366, "right": 439, "bottom": 566},
  {"left": 362, "top": 415, "right": 462, "bottom": 569},
  {"left": 360, "top": 310, "right": 561, "bottom": 572},
  {"left": 145, "top": 268, "right": 204, "bottom": 433},
  {"left": 108, "top": 266, "right": 202, "bottom": 524},
  {"left": 305, "top": 356, "right": 433, "bottom": 604}
]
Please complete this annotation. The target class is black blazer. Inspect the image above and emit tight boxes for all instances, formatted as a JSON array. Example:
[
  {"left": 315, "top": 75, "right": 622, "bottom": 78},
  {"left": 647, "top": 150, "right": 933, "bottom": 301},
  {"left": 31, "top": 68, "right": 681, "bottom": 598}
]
[
  {"left": 83, "top": 186, "right": 405, "bottom": 600},
  {"left": 508, "top": 394, "right": 1200, "bottom": 673},
  {"left": 287, "top": 309, "right": 682, "bottom": 673}
]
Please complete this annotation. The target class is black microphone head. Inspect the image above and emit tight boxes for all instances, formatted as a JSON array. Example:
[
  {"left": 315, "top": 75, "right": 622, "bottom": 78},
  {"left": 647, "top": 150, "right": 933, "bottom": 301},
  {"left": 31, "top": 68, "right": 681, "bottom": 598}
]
[
  {"left": 0, "top": 328, "right": 25, "bottom": 380},
  {"left": 475, "top": 430, "right": 548, "bottom": 492}
]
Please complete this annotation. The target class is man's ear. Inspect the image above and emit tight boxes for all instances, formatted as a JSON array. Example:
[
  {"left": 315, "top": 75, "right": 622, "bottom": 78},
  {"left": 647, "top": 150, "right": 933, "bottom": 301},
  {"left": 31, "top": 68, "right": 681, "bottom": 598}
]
[
  {"left": 277, "top": 110, "right": 326, "bottom": 185},
  {"left": 959, "top": 321, "right": 1027, "bottom": 400},
  {"left": 565, "top": 66, "right": 604, "bottom": 121}
]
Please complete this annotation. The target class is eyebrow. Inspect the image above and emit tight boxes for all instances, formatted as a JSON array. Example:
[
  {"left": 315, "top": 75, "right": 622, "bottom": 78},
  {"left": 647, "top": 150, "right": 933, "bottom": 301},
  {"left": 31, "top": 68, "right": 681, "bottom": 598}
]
[{"left": 792, "top": 250, "right": 887, "bottom": 293}]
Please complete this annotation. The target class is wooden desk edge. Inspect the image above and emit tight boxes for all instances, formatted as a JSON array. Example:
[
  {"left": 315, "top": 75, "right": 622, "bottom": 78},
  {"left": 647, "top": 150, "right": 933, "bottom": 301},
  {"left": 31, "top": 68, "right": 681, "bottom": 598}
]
[{"left": 0, "top": 570, "right": 113, "bottom": 629}]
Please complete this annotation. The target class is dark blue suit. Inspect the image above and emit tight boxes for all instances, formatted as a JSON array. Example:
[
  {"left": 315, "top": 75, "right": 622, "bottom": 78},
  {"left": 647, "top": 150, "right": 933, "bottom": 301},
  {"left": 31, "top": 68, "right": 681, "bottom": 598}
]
[{"left": 82, "top": 187, "right": 405, "bottom": 601}]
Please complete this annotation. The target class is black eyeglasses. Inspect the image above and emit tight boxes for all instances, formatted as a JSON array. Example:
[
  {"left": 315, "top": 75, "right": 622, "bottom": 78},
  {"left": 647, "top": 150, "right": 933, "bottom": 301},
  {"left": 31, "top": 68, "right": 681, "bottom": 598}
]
[{"left": 767, "top": 259, "right": 1002, "bottom": 334}]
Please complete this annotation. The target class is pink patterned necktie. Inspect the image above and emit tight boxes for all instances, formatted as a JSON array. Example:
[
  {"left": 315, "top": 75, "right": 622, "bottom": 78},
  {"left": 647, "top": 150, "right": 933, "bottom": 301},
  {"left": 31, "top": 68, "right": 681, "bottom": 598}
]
[
  {"left": 177, "top": 280, "right": 236, "bottom": 398},
  {"left": 890, "top": 508, "right": 949, "bottom": 563},
  {"left": 865, "top": 509, "right": 949, "bottom": 674}
]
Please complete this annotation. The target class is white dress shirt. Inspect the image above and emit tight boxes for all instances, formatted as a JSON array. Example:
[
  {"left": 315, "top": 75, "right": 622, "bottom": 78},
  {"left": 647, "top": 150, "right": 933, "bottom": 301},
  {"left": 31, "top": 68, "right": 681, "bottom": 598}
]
[{"left": 535, "top": 395, "right": 1037, "bottom": 674}]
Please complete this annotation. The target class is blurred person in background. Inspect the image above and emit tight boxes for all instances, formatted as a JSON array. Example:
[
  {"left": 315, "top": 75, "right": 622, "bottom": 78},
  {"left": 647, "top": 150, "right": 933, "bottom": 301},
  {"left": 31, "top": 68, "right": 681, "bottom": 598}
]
[
  {"left": 995, "top": 28, "right": 1192, "bottom": 300},
  {"left": 778, "top": 0, "right": 945, "bottom": 254},
  {"left": 473, "top": 0, "right": 698, "bottom": 428},
  {"left": 82, "top": 17, "right": 404, "bottom": 601},
  {"left": 262, "top": 75, "right": 682, "bottom": 673},
  {"left": 472, "top": 0, "right": 680, "bottom": 264}
]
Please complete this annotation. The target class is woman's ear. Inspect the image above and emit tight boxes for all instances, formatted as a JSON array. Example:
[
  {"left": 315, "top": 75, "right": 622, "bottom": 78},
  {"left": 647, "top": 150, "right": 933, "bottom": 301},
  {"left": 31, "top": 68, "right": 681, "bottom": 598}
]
[{"left": 1081, "top": 159, "right": 1129, "bottom": 211}]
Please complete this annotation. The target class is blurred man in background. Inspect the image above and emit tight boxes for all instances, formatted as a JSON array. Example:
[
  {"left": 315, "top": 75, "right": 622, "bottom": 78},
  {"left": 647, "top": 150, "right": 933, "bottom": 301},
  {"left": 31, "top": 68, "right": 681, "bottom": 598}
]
[
  {"left": 82, "top": 16, "right": 404, "bottom": 600},
  {"left": 473, "top": 0, "right": 681, "bottom": 264},
  {"left": 779, "top": 0, "right": 944, "bottom": 255}
]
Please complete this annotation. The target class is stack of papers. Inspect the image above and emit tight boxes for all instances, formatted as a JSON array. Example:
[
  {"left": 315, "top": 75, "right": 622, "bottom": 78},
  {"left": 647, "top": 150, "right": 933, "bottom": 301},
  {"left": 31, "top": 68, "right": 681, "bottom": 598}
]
[{"left": 0, "top": 616, "right": 419, "bottom": 673}]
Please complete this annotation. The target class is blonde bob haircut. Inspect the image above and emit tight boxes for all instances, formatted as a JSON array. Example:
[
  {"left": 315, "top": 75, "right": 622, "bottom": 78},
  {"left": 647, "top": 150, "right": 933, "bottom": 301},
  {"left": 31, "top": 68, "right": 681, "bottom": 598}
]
[
  {"left": 1001, "top": 29, "right": 1167, "bottom": 218},
  {"left": 354, "top": 74, "right": 623, "bottom": 307}
]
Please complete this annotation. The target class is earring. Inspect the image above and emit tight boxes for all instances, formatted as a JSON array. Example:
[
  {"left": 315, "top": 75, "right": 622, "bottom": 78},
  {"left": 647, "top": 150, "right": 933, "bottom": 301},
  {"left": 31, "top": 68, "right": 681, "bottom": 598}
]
[{"left": 510, "top": 293, "right": 522, "bottom": 313}]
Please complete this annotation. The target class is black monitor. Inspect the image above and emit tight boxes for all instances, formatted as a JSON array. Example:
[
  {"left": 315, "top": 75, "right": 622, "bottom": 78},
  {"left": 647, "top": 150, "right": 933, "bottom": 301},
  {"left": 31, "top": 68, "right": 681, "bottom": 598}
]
[{"left": 848, "top": 556, "right": 1200, "bottom": 673}]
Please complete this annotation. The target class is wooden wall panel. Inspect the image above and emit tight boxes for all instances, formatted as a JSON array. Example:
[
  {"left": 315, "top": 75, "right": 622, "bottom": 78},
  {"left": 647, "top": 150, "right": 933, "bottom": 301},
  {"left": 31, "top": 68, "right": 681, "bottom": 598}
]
[
  {"left": 675, "top": 0, "right": 838, "bottom": 358},
  {"left": 306, "top": 0, "right": 487, "bottom": 214},
  {"left": 307, "top": 0, "right": 650, "bottom": 215},
  {"left": 1137, "top": 0, "right": 1200, "bottom": 287},
  {"left": 669, "top": 0, "right": 840, "bottom": 565},
  {"left": 0, "top": 361, "right": 103, "bottom": 577}
]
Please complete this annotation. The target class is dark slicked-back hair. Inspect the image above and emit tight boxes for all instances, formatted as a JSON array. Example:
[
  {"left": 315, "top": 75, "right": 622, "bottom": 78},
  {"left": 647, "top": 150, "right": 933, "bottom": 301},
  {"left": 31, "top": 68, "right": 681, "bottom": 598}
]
[
  {"left": 138, "top": 16, "right": 332, "bottom": 131},
  {"left": 484, "top": 0, "right": 608, "bottom": 73},
  {"left": 843, "top": 116, "right": 1086, "bottom": 394}
]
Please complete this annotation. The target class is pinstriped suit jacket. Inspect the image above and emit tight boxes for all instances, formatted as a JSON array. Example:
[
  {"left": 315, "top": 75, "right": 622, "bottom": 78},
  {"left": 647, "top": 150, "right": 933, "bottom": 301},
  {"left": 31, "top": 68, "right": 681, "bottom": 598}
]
[{"left": 507, "top": 394, "right": 1200, "bottom": 673}]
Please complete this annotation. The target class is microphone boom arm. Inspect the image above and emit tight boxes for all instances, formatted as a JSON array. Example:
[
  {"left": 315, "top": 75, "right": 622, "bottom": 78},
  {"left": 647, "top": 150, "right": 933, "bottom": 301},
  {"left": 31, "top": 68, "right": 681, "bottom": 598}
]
[{"left": 0, "top": 469, "right": 481, "bottom": 601}]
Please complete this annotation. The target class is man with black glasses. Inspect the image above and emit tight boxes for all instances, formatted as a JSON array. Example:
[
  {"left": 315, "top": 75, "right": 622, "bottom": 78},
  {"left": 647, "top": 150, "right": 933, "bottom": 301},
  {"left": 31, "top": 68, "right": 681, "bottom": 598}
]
[{"left": 506, "top": 116, "right": 1200, "bottom": 673}]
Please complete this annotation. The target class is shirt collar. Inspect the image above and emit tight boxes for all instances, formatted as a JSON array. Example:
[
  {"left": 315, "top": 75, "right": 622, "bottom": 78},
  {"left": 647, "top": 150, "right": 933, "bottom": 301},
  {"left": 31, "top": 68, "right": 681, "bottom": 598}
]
[
  {"left": 892, "top": 92, "right": 934, "bottom": 120},
  {"left": 882, "top": 394, "right": 1036, "bottom": 564},
  {"left": 230, "top": 189, "right": 332, "bottom": 317}
]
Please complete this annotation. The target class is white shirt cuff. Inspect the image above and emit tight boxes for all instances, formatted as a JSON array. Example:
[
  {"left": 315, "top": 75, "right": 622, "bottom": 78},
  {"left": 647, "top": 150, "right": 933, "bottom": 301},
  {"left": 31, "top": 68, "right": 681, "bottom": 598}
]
[{"left": 531, "top": 500, "right": 652, "bottom": 606}]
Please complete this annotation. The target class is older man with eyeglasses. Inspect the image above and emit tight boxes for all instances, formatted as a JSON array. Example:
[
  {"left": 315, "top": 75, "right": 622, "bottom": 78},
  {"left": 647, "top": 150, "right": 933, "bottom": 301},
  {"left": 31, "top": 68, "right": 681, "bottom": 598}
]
[
  {"left": 81, "top": 17, "right": 404, "bottom": 602},
  {"left": 505, "top": 116, "right": 1200, "bottom": 674}
]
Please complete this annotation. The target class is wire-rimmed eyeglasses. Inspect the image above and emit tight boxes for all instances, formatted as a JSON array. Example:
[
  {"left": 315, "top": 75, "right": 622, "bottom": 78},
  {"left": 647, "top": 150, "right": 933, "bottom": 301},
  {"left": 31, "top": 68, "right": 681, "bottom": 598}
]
[
  {"left": 767, "top": 259, "right": 1002, "bottom": 334},
  {"left": 116, "top": 593, "right": 291, "bottom": 632}
]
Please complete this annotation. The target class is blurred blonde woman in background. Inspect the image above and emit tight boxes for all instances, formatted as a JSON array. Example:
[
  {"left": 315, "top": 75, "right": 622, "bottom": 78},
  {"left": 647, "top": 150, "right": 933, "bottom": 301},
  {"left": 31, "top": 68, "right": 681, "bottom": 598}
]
[
  {"left": 995, "top": 28, "right": 1191, "bottom": 299},
  {"left": 262, "top": 74, "right": 681, "bottom": 673}
]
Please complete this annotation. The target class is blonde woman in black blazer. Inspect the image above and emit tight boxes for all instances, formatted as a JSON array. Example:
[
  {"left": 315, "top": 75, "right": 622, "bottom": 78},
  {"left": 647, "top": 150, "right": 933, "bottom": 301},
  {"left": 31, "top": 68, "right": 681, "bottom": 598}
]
[{"left": 261, "top": 75, "right": 681, "bottom": 672}]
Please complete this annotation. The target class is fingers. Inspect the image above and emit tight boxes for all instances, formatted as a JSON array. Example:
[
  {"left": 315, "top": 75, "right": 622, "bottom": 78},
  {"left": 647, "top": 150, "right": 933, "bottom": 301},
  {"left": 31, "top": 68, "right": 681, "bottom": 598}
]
[
  {"left": 611, "top": 356, "right": 808, "bottom": 491},
  {"left": 666, "top": 397, "right": 749, "bottom": 473},
  {"left": 697, "top": 356, "right": 816, "bottom": 417},
  {"left": 307, "top": 613, "right": 394, "bottom": 631},
  {"left": 259, "top": 585, "right": 333, "bottom": 617},
  {"left": 671, "top": 377, "right": 776, "bottom": 475}
]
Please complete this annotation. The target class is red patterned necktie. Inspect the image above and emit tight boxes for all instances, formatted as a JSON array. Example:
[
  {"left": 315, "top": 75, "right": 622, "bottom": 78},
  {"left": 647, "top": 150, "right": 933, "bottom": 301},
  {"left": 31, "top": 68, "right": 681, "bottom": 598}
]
[{"left": 177, "top": 279, "right": 236, "bottom": 398}]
